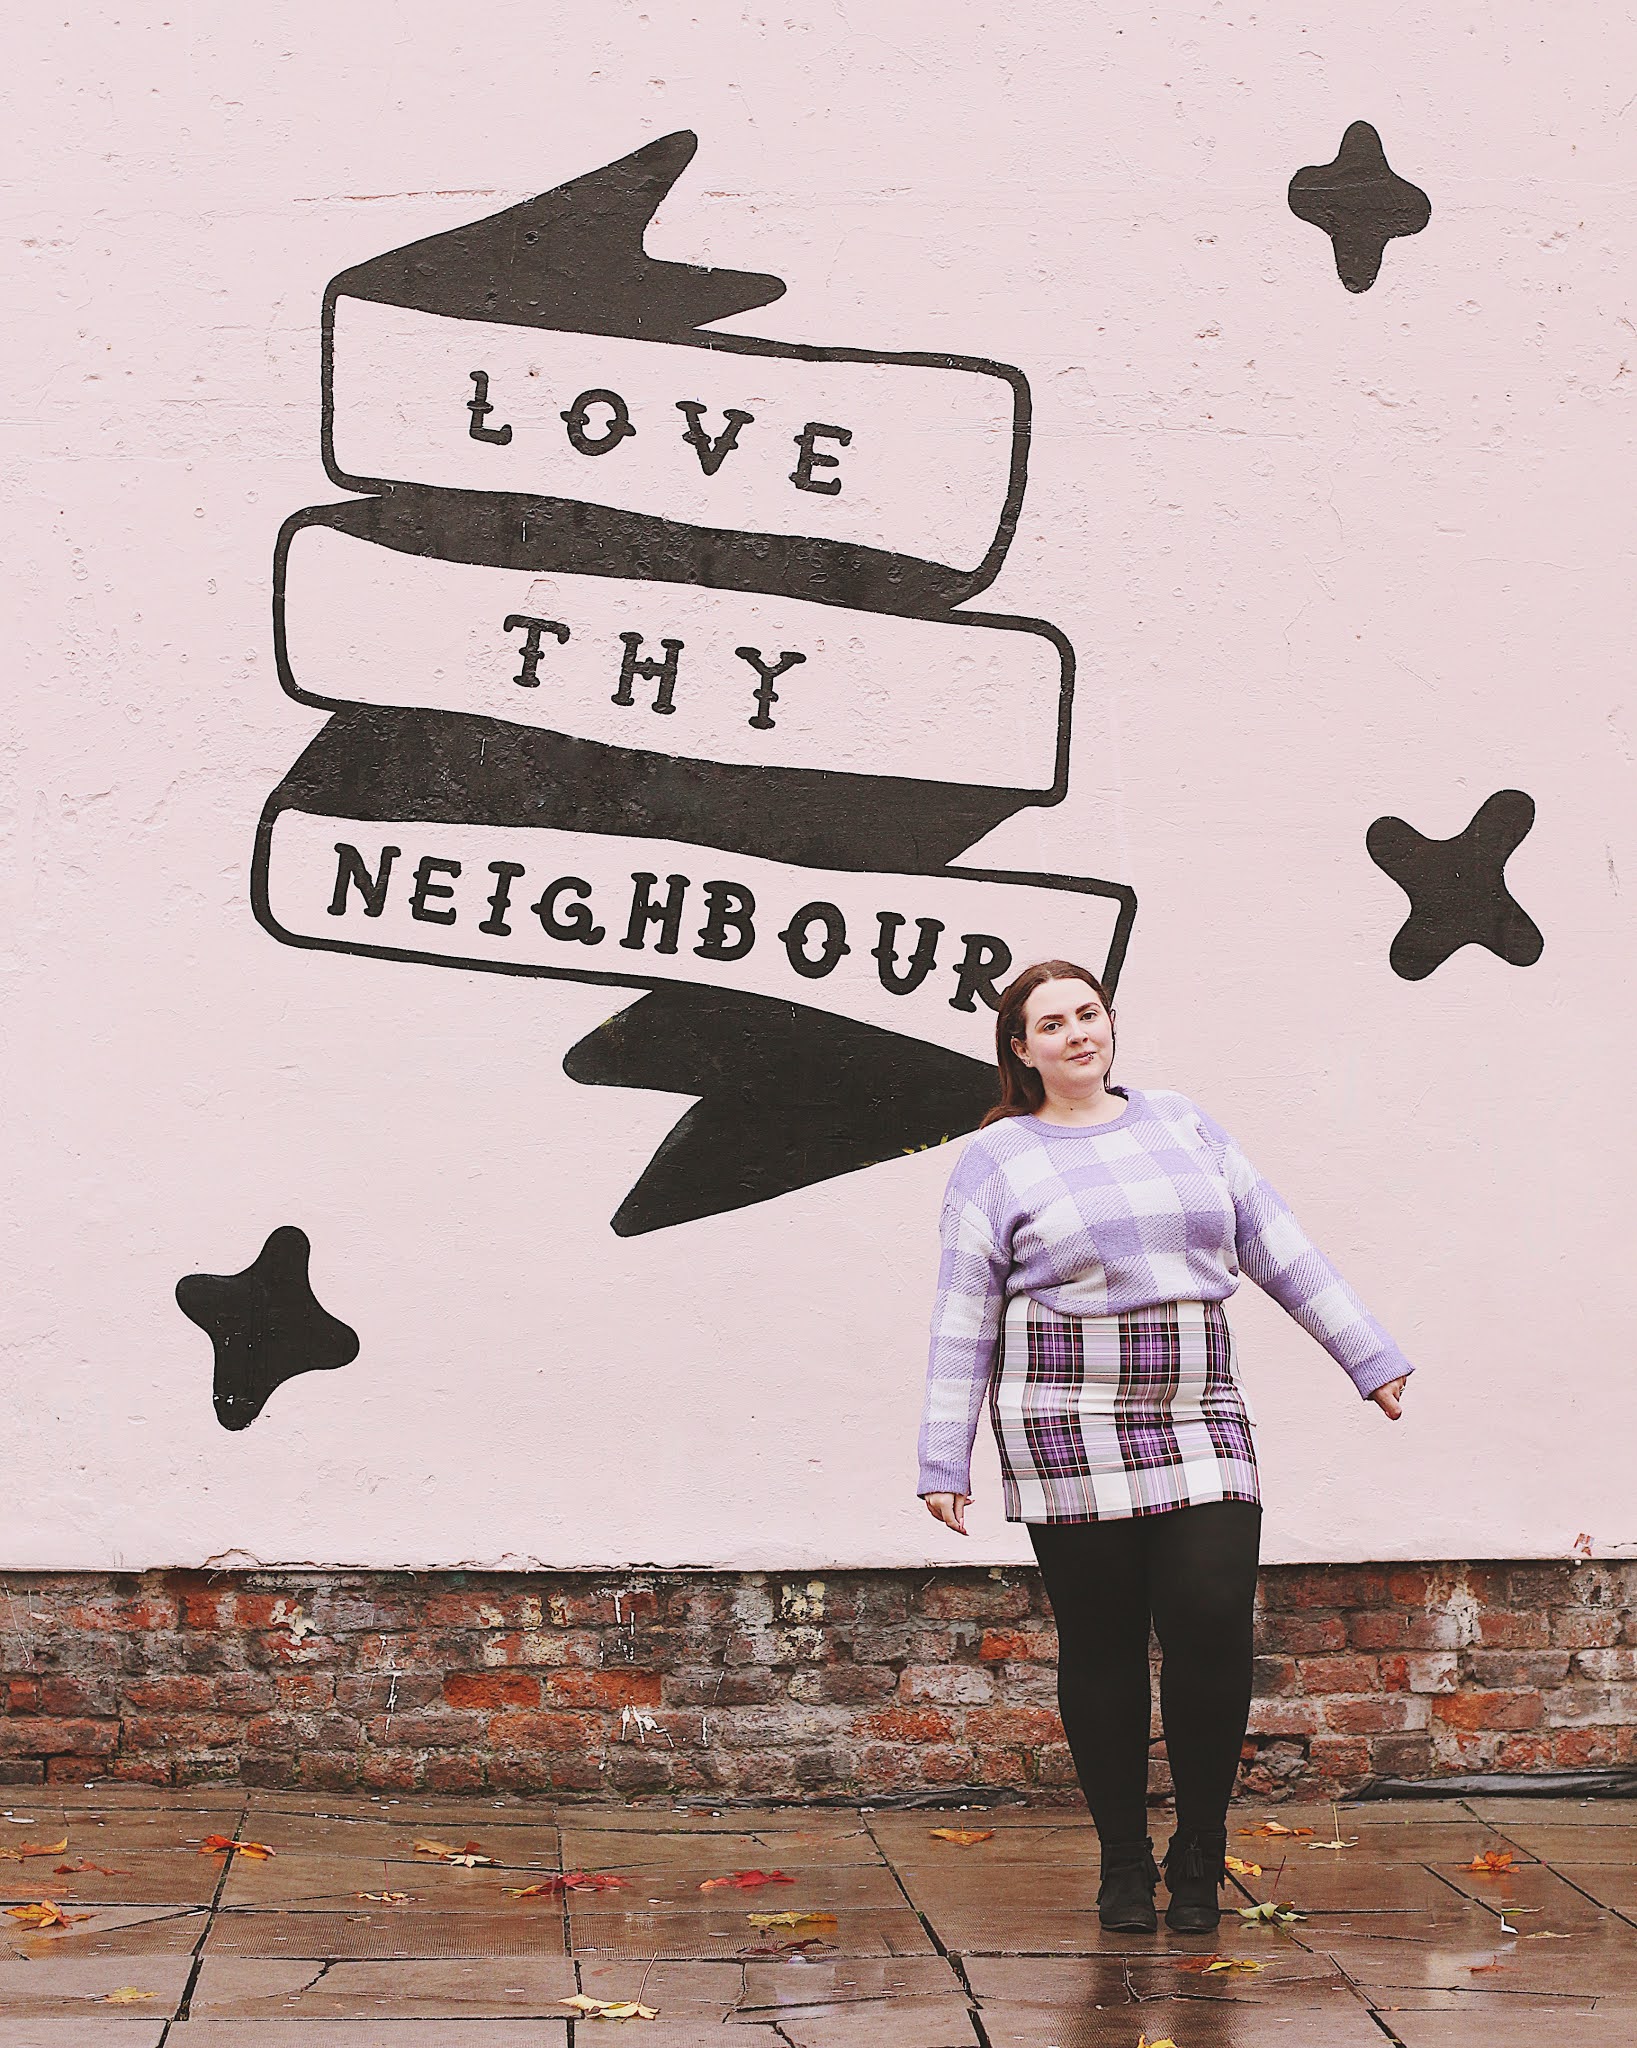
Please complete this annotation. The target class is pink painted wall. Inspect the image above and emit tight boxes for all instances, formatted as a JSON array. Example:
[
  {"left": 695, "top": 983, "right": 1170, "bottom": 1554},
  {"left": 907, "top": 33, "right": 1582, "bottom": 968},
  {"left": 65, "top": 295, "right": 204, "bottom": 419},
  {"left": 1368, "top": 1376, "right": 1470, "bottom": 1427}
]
[{"left": 4, "top": 4, "right": 1633, "bottom": 1570}]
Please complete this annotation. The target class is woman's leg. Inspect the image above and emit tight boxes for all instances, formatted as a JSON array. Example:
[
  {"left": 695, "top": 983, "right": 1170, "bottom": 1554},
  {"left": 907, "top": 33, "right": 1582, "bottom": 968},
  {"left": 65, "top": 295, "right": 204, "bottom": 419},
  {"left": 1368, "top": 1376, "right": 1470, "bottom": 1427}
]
[
  {"left": 1028, "top": 1519, "right": 1154, "bottom": 1845},
  {"left": 1145, "top": 1501, "right": 1263, "bottom": 1834}
]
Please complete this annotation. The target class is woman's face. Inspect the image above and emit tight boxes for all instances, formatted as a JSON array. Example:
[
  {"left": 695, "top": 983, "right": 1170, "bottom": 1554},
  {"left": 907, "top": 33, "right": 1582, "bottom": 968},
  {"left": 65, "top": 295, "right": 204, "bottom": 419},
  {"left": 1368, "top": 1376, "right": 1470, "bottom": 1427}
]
[{"left": 1013, "top": 977, "right": 1115, "bottom": 1093}]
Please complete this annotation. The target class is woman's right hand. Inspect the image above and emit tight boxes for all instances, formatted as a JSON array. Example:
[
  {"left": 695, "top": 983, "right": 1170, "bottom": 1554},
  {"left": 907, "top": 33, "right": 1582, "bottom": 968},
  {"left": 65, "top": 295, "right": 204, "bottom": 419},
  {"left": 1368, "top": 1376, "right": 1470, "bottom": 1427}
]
[{"left": 923, "top": 1492, "right": 971, "bottom": 1536}]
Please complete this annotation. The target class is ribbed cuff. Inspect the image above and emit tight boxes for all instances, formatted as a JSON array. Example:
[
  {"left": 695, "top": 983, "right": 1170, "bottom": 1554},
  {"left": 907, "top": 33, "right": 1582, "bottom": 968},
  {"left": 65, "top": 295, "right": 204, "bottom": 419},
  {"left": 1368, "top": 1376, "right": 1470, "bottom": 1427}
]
[
  {"left": 917, "top": 1463, "right": 972, "bottom": 1497},
  {"left": 1350, "top": 1355, "right": 1415, "bottom": 1400}
]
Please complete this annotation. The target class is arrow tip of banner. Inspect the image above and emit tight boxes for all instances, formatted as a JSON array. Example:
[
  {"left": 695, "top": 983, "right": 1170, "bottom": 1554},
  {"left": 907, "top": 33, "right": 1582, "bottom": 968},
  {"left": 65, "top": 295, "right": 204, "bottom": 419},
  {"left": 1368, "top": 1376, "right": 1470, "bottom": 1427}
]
[{"left": 329, "top": 129, "right": 787, "bottom": 342}]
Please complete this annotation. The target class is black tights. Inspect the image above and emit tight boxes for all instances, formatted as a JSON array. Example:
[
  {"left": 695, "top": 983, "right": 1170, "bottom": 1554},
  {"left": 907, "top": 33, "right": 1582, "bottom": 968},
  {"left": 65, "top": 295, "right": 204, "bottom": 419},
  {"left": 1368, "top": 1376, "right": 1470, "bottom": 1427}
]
[{"left": 1029, "top": 1501, "right": 1261, "bottom": 1845}]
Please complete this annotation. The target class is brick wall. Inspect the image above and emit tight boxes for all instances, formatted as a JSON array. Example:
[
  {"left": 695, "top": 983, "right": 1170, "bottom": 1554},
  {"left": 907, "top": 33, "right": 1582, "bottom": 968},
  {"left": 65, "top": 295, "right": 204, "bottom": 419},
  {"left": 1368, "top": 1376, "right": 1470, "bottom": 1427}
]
[{"left": 1, "top": 1564, "right": 1632, "bottom": 1800}]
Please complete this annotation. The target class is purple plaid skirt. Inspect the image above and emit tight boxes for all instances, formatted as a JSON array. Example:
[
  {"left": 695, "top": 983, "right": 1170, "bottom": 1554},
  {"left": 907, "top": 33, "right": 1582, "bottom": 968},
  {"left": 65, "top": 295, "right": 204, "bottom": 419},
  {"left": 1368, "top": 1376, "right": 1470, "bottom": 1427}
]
[{"left": 988, "top": 1296, "right": 1260, "bottom": 1523}]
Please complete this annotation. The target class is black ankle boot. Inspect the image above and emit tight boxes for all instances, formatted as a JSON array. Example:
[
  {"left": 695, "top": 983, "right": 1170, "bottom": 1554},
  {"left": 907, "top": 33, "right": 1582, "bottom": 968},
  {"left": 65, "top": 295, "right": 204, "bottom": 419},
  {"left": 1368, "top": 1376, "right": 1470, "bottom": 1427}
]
[
  {"left": 1096, "top": 1836, "right": 1160, "bottom": 1932},
  {"left": 1163, "top": 1826, "right": 1227, "bottom": 1932}
]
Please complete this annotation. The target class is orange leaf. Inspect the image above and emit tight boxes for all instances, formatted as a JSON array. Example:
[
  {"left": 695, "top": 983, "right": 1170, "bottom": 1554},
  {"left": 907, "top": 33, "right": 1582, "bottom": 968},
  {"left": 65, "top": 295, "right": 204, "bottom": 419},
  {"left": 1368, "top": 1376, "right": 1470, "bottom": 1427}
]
[
  {"left": 236, "top": 1840, "right": 275, "bottom": 1860},
  {"left": 1224, "top": 1855, "right": 1262, "bottom": 1878},
  {"left": 5, "top": 1900, "right": 91, "bottom": 1928},
  {"left": 698, "top": 1869, "right": 794, "bottom": 1891},
  {"left": 1465, "top": 1851, "right": 1517, "bottom": 1875},
  {"left": 929, "top": 1828, "right": 995, "bottom": 1845},
  {"left": 1468, "top": 1959, "right": 1511, "bottom": 1974},
  {"left": 1237, "top": 1821, "right": 1314, "bottom": 1839},
  {"left": 198, "top": 1835, "right": 236, "bottom": 1855},
  {"left": 53, "top": 1860, "right": 132, "bottom": 1877},
  {"left": 0, "top": 1837, "right": 70, "bottom": 1862}
]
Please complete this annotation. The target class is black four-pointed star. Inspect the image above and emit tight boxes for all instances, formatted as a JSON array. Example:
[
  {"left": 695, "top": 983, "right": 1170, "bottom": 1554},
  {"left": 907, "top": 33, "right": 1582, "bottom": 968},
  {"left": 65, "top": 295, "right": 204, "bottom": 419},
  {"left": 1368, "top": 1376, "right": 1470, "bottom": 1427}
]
[
  {"left": 1289, "top": 121, "right": 1431, "bottom": 292},
  {"left": 176, "top": 1225, "right": 359, "bottom": 1431},
  {"left": 1366, "top": 789, "right": 1543, "bottom": 982}
]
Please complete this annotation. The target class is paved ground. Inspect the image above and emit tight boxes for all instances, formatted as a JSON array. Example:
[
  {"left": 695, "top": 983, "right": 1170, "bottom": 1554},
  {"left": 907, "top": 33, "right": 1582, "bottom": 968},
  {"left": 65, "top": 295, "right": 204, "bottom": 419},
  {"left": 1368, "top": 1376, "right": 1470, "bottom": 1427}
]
[{"left": 0, "top": 1788, "right": 1634, "bottom": 2044}]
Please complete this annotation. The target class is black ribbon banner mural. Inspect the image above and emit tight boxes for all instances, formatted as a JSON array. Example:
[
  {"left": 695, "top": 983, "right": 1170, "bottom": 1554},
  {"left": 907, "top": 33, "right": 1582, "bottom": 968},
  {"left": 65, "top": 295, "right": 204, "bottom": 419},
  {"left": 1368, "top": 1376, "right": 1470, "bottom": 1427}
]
[{"left": 254, "top": 132, "right": 1137, "bottom": 1233}]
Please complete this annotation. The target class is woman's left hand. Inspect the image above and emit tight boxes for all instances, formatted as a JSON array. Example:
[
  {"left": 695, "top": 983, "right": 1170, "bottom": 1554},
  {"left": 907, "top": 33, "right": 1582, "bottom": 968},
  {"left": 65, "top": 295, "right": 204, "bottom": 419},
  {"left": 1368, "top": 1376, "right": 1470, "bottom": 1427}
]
[{"left": 1370, "top": 1376, "right": 1410, "bottom": 1421}]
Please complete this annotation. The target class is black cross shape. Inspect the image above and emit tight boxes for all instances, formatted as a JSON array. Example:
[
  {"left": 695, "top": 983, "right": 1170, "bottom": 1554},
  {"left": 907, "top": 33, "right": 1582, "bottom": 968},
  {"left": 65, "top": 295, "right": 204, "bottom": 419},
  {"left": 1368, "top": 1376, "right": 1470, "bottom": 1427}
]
[
  {"left": 177, "top": 1225, "right": 359, "bottom": 1430},
  {"left": 1366, "top": 789, "right": 1543, "bottom": 982},
  {"left": 1289, "top": 121, "right": 1431, "bottom": 292}
]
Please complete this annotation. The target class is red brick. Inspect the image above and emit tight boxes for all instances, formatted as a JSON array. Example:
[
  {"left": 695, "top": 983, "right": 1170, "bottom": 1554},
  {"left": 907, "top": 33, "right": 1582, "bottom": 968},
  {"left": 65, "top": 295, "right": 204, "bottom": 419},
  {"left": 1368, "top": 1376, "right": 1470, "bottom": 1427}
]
[
  {"left": 540, "top": 1670, "right": 662, "bottom": 1710},
  {"left": 1322, "top": 1696, "right": 1428, "bottom": 1735},
  {"left": 915, "top": 1579, "right": 1033, "bottom": 1623},
  {"left": 64, "top": 1597, "right": 177, "bottom": 1633},
  {"left": 1348, "top": 1611, "right": 1409, "bottom": 1651},
  {"left": 978, "top": 1628, "right": 1057, "bottom": 1663},
  {"left": 1475, "top": 1611, "right": 1550, "bottom": 1649},
  {"left": 0, "top": 1717, "right": 117, "bottom": 1757},
  {"left": 1260, "top": 1615, "right": 1349, "bottom": 1655},
  {"left": 857, "top": 1707, "right": 954, "bottom": 1744},
  {"left": 5, "top": 1680, "right": 40, "bottom": 1712},
  {"left": 1294, "top": 1655, "right": 1379, "bottom": 1695},
  {"left": 787, "top": 1667, "right": 896, "bottom": 1705},
  {"left": 486, "top": 1709, "right": 605, "bottom": 1752},
  {"left": 1433, "top": 1690, "right": 1543, "bottom": 1733},
  {"left": 443, "top": 1673, "right": 541, "bottom": 1710},
  {"left": 964, "top": 1706, "right": 1063, "bottom": 1747},
  {"left": 1550, "top": 1728, "right": 1617, "bottom": 1769}
]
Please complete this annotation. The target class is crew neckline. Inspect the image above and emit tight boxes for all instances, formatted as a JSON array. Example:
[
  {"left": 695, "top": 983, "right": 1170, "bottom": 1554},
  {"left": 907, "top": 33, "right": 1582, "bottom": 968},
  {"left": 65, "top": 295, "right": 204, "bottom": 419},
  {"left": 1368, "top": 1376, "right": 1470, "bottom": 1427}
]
[{"left": 1021, "top": 1086, "right": 1139, "bottom": 1135}]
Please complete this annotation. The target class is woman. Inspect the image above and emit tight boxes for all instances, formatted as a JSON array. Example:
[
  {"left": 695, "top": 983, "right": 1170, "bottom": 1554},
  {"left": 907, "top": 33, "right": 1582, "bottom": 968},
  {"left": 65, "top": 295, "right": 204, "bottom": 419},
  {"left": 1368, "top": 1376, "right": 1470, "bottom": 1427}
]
[{"left": 917, "top": 960, "right": 1412, "bottom": 1933}]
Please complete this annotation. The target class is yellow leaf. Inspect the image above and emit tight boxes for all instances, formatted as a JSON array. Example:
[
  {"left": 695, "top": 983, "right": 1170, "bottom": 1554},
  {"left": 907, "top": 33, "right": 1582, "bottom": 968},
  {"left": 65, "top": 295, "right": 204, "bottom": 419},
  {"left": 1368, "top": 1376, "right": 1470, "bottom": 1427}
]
[
  {"left": 929, "top": 1827, "right": 995, "bottom": 1845},
  {"left": 0, "top": 1837, "right": 70, "bottom": 1862},
  {"left": 562, "top": 1993, "right": 659, "bottom": 2019},
  {"left": 355, "top": 1891, "right": 413, "bottom": 1903},
  {"left": 746, "top": 1910, "right": 838, "bottom": 1930},
  {"left": 414, "top": 1838, "right": 493, "bottom": 1866},
  {"left": 1224, "top": 1855, "right": 1262, "bottom": 1877},
  {"left": 1238, "top": 1820, "right": 1314, "bottom": 1839},
  {"left": 236, "top": 1840, "right": 275, "bottom": 1860},
  {"left": 103, "top": 1988, "right": 156, "bottom": 2005},
  {"left": 1237, "top": 1899, "right": 1305, "bottom": 1925},
  {"left": 1137, "top": 2035, "right": 1179, "bottom": 2048},
  {"left": 4, "top": 1900, "right": 90, "bottom": 1929},
  {"left": 1206, "top": 1956, "right": 1266, "bottom": 1973}
]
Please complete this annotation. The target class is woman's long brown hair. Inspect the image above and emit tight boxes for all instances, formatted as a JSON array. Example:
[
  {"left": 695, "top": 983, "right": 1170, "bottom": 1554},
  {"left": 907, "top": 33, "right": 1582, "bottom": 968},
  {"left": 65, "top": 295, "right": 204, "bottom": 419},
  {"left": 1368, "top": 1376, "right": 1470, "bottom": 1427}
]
[{"left": 980, "top": 959, "right": 1117, "bottom": 1129}]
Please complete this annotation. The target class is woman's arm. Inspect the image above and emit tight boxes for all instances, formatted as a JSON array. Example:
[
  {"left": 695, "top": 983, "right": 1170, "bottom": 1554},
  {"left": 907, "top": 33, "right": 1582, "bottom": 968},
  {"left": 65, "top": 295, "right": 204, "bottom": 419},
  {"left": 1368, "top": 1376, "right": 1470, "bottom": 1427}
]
[
  {"left": 917, "top": 1185, "right": 1011, "bottom": 1503},
  {"left": 1191, "top": 1102, "right": 1415, "bottom": 1403}
]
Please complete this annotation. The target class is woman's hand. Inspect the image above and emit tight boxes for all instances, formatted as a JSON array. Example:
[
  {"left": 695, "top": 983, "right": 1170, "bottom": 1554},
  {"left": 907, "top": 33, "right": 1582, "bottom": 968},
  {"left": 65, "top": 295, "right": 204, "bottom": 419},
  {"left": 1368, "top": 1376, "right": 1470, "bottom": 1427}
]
[
  {"left": 1370, "top": 1376, "right": 1410, "bottom": 1421},
  {"left": 923, "top": 1491, "right": 971, "bottom": 1535}
]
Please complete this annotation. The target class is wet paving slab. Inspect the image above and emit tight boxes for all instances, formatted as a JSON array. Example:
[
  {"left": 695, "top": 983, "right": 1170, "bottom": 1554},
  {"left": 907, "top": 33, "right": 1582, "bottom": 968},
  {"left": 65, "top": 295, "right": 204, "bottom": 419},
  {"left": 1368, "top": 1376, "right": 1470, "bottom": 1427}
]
[{"left": 0, "top": 1792, "right": 1633, "bottom": 2038}]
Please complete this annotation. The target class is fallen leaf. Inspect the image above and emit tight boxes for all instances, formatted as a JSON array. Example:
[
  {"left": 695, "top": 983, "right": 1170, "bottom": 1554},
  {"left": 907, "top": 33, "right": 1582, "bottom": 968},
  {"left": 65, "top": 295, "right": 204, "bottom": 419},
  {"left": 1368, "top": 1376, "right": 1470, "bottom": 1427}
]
[
  {"left": 0, "top": 1837, "right": 68, "bottom": 1862},
  {"left": 698, "top": 1868, "right": 794, "bottom": 1891},
  {"left": 746, "top": 1910, "right": 838, "bottom": 1931},
  {"left": 5, "top": 1901, "right": 91, "bottom": 1929},
  {"left": 1237, "top": 1899, "right": 1305, "bottom": 1925},
  {"left": 355, "top": 1891, "right": 413, "bottom": 1903},
  {"left": 1237, "top": 1821, "right": 1314, "bottom": 1839},
  {"left": 103, "top": 1988, "right": 156, "bottom": 2005},
  {"left": 508, "top": 1871, "right": 630, "bottom": 1896},
  {"left": 413, "top": 1838, "right": 493, "bottom": 1867},
  {"left": 1137, "top": 2035, "right": 1179, "bottom": 2048},
  {"left": 198, "top": 1835, "right": 236, "bottom": 1855},
  {"left": 561, "top": 1993, "right": 659, "bottom": 2019},
  {"left": 235, "top": 1840, "right": 275, "bottom": 1860},
  {"left": 1468, "top": 1960, "right": 1511, "bottom": 1974},
  {"left": 1466, "top": 1851, "right": 1517, "bottom": 1875},
  {"left": 739, "top": 1936, "right": 837, "bottom": 1957},
  {"left": 54, "top": 1860, "right": 132, "bottom": 1877},
  {"left": 1224, "top": 1855, "right": 1262, "bottom": 1877},
  {"left": 1206, "top": 1956, "right": 1266, "bottom": 1973},
  {"left": 929, "top": 1827, "right": 995, "bottom": 1845}
]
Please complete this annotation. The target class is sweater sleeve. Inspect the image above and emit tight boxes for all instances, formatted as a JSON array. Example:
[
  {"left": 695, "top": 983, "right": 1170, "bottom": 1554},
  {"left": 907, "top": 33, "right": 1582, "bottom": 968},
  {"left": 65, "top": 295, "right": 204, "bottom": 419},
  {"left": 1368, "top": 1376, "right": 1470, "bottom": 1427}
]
[
  {"left": 917, "top": 1166, "right": 1012, "bottom": 1496},
  {"left": 1189, "top": 1100, "right": 1414, "bottom": 1400}
]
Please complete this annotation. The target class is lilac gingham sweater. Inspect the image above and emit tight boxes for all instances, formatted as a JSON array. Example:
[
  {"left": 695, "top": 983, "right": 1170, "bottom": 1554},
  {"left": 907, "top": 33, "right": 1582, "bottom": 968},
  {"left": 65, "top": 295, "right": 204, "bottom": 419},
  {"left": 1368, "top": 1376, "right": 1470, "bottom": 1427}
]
[{"left": 917, "top": 1087, "right": 1414, "bottom": 1498}]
